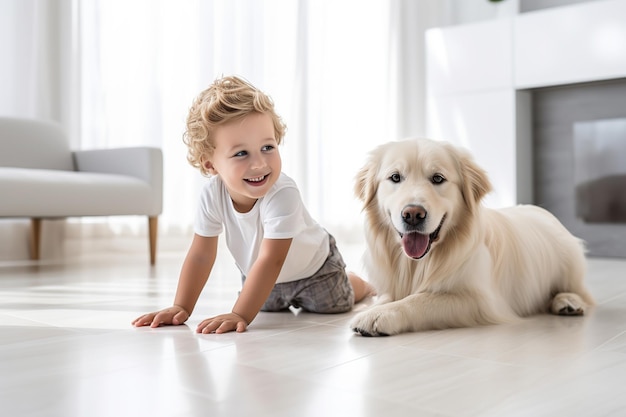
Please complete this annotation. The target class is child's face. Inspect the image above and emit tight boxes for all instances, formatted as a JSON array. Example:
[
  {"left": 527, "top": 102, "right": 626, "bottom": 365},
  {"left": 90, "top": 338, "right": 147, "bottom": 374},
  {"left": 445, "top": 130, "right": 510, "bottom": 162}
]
[{"left": 205, "top": 112, "right": 282, "bottom": 213}]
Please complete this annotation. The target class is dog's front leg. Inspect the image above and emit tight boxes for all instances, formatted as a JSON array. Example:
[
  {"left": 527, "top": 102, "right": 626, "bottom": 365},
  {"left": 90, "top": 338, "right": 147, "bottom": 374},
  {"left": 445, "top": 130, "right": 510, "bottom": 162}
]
[{"left": 350, "top": 292, "right": 495, "bottom": 336}]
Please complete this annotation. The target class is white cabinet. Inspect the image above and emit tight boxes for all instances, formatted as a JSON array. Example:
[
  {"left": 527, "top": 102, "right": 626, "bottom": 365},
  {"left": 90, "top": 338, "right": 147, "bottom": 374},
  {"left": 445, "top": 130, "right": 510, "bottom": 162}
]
[
  {"left": 426, "top": 18, "right": 513, "bottom": 96},
  {"left": 515, "top": 0, "right": 626, "bottom": 88}
]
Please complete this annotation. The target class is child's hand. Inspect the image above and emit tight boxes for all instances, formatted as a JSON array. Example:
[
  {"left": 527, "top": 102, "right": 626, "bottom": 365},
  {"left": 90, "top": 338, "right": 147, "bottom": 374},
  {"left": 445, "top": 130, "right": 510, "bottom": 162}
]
[
  {"left": 196, "top": 312, "right": 248, "bottom": 334},
  {"left": 132, "top": 305, "right": 190, "bottom": 328}
]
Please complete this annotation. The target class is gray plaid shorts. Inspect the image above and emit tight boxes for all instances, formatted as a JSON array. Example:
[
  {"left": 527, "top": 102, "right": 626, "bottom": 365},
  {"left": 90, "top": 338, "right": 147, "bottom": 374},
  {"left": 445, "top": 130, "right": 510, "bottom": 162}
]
[{"left": 242, "top": 234, "right": 355, "bottom": 314}]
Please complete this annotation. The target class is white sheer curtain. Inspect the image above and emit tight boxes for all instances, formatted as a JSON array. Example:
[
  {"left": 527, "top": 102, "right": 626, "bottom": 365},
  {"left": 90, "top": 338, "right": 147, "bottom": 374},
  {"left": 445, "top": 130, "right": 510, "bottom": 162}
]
[
  {"left": 1, "top": 0, "right": 449, "bottom": 245},
  {"left": 0, "top": 0, "right": 78, "bottom": 132},
  {"left": 77, "top": 0, "right": 305, "bottom": 237}
]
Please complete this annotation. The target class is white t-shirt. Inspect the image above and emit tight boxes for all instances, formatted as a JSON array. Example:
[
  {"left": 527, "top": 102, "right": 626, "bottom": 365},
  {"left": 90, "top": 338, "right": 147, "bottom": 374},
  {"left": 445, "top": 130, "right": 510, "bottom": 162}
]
[{"left": 194, "top": 172, "right": 329, "bottom": 283}]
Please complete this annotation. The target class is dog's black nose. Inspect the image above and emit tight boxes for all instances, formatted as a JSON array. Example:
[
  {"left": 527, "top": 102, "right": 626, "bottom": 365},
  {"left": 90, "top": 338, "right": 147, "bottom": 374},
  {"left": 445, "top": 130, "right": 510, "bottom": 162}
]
[{"left": 402, "top": 204, "right": 427, "bottom": 226}]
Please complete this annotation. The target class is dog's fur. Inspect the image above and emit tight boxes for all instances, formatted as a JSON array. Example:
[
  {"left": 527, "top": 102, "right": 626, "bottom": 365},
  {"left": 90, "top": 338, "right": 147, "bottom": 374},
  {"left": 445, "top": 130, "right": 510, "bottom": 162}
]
[{"left": 350, "top": 139, "right": 594, "bottom": 336}]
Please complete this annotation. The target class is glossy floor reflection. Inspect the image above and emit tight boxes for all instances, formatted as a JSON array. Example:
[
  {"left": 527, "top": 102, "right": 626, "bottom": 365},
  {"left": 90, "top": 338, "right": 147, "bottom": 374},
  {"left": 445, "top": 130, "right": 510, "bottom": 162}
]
[{"left": 1, "top": 243, "right": 625, "bottom": 417}]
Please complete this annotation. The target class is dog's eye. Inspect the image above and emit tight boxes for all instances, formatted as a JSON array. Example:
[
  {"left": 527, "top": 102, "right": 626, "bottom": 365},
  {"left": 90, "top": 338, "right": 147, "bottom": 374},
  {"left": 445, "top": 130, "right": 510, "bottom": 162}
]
[
  {"left": 389, "top": 173, "right": 402, "bottom": 183},
  {"left": 432, "top": 174, "right": 446, "bottom": 184}
]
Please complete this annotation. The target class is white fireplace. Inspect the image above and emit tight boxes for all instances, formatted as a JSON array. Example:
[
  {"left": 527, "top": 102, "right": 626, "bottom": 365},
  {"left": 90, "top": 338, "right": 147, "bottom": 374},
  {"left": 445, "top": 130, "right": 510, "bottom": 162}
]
[{"left": 425, "top": 0, "right": 626, "bottom": 256}]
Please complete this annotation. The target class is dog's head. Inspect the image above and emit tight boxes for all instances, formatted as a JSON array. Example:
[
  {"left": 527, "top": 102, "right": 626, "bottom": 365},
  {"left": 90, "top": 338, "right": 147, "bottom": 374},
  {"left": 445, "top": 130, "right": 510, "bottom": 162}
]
[{"left": 355, "top": 139, "right": 492, "bottom": 260}]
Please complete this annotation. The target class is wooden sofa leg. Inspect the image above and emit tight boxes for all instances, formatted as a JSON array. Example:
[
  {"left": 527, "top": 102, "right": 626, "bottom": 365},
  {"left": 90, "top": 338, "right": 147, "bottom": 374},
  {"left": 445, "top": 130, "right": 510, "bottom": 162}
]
[
  {"left": 148, "top": 216, "right": 158, "bottom": 265},
  {"left": 30, "top": 218, "right": 42, "bottom": 260}
]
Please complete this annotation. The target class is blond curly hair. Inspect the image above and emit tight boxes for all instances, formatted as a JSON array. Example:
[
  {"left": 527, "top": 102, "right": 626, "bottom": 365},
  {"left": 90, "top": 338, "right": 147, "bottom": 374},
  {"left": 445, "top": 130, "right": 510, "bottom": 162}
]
[{"left": 183, "top": 76, "right": 287, "bottom": 176}]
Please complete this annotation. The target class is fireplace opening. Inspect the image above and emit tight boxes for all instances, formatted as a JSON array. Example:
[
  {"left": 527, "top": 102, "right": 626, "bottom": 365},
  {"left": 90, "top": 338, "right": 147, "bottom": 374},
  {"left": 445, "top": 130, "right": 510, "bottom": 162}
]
[{"left": 574, "top": 118, "right": 626, "bottom": 223}]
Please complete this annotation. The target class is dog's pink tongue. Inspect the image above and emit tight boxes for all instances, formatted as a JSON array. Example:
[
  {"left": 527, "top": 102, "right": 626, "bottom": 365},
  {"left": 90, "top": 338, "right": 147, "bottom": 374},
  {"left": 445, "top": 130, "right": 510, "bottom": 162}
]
[{"left": 402, "top": 233, "right": 429, "bottom": 259}]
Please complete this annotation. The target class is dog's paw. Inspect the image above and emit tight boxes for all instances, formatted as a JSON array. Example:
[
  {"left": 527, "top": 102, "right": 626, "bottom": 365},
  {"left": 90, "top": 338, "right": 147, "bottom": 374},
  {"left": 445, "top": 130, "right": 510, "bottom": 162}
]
[
  {"left": 551, "top": 293, "right": 586, "bottom": 316},
  {"left": 350, "top": 305, "right": 404, "bottom": 337},
  {"left": 352, "top": 327, "right": 389, "bottom": 337}
]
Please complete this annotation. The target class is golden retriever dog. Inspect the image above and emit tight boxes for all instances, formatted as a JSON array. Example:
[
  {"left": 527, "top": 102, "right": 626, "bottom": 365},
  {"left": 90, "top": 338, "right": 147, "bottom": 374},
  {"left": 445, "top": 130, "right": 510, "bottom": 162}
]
[{"left": 350, "top": 139, "right": 594, "bottom": 336}]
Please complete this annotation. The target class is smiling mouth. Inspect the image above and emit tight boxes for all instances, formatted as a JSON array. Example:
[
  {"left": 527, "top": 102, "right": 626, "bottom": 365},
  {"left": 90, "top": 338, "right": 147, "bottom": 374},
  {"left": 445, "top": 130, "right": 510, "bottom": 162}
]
[
  {"left": 245, "top": 174, "right": 269, "bottom": 184},
  {"left": 398, "top": 215, "right": 446, "bottom": 259}
]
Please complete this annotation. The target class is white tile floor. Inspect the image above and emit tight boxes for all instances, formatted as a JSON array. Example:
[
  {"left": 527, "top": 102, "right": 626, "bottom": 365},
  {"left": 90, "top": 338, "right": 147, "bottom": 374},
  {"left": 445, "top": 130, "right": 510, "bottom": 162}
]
[{"left": 1, "top": 242, "right": 626, "bottom": 417}]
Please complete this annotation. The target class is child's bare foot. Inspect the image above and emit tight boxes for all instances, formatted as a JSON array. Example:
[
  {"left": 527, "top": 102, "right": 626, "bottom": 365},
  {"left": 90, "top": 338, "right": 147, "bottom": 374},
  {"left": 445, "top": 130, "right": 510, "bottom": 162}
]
[{"left": 348, "top": 271, "right": 377, "bottom": 303}]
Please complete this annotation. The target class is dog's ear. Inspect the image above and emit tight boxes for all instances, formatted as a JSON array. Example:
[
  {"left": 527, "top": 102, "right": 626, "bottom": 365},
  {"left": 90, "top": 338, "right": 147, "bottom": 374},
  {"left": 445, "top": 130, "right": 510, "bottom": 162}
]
[
  {"left": 355, "top": 157, "right": 379, "bottom": 208},
  {"left": 456, "top": 147, "right": 493, "bottom": 210}
]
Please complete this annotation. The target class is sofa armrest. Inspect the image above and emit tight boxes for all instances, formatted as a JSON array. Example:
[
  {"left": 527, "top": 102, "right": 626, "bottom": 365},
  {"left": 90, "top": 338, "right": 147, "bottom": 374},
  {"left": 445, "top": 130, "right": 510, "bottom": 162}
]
[{"left": 73, "top": 146, "right": 163, "bottom": 214}]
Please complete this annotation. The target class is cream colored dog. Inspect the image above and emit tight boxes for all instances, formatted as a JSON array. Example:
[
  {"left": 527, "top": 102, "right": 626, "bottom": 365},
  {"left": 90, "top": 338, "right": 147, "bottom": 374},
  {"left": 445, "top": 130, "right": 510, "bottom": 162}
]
[{"left": 350, "top": 139, "right": 594, "bottom": 336}]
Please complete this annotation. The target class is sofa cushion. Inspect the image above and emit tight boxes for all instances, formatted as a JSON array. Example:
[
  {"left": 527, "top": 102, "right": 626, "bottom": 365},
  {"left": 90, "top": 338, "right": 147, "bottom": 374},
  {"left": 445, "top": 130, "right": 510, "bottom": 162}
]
[
  {"left": 0, "top": 118, "right": 74, "bottom": 171},
  {"left": 0, "top": 168, "right": 158, "bottom": 217}
]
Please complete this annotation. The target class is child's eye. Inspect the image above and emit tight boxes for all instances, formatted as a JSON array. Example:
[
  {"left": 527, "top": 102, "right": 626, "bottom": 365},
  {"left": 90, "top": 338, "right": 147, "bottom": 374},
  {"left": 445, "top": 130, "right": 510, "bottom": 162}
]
[
  {"left": 233, "top": 150, "right": 248, "bottom": 158},
  {"left": 261, "top": 145, "right": 275, "bottom": 152}
]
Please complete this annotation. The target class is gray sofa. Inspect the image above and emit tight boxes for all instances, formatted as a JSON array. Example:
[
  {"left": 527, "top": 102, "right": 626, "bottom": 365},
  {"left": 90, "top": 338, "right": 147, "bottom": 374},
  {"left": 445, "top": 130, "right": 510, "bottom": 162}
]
[{"left": 0, "top": 117, "right": 163, "bottom": 264}]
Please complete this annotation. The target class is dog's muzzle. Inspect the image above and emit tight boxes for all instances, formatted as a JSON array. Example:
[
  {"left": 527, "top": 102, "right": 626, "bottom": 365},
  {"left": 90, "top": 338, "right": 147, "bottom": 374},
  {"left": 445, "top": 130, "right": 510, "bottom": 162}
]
[{"left": 398, "top": 205, "right": 445, "bottom": 259}]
